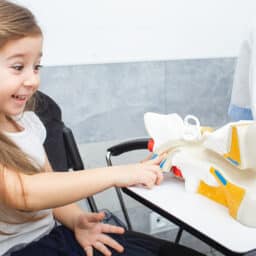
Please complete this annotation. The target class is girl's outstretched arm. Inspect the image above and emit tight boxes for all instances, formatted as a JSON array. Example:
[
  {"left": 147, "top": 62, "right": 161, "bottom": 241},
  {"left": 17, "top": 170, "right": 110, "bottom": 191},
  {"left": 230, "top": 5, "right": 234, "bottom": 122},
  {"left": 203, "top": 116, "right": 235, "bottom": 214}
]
[{"left": 0, "top": 154, "right": 163, "bottom": 211}]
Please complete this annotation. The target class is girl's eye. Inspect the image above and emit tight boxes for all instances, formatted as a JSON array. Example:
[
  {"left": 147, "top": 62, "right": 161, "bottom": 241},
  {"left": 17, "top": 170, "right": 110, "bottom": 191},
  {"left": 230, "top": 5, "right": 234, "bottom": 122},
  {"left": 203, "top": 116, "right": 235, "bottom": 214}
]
[
  {"left": 12, "top": 64, "right": 24, "bottom": 71},
  {"left": 34, "top": 64, "right": 43, "bottom": 71}
]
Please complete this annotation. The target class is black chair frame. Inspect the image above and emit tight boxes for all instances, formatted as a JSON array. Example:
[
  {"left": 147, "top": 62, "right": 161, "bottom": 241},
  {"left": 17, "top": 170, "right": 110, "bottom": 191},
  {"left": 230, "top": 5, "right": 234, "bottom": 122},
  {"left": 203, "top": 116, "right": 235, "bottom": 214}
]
[
  {"left": 106, "top": 138, "right": 183, "bottom": 242},
  {"left": 62, "top": 126, "right": 98, "bottom": 213}
]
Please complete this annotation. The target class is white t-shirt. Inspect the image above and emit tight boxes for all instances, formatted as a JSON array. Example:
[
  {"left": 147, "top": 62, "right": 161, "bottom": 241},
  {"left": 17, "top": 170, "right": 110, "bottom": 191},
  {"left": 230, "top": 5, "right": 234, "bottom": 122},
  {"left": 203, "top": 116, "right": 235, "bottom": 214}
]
[{"left": 0, "top": 111, "right": 55, "bottom": 256}]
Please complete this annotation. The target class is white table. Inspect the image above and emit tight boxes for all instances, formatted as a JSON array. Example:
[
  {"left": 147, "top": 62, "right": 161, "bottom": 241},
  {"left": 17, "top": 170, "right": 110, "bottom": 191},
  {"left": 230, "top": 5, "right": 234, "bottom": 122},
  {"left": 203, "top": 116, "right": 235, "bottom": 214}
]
[{"left": 123, "top": 174, "right": 256, "bottom": 256}]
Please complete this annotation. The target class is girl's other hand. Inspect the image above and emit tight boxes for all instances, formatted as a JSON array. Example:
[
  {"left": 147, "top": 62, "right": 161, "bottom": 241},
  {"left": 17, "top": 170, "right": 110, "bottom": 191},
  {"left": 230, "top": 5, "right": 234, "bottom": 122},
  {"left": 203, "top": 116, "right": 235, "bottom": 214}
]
[
  {"left": 113, "top": 156, "right": 164, "bottom": 189},
  {"left": 74, "top": 212, "right": 125, "bottom": 256}
]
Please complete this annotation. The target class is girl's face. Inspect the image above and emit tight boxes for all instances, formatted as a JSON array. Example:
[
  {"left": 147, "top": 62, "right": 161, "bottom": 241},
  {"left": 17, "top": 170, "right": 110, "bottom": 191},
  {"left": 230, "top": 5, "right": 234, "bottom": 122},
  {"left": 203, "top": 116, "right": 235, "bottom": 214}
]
[{"left": 0, "top": 35, "right": 43, "bottom": 118}]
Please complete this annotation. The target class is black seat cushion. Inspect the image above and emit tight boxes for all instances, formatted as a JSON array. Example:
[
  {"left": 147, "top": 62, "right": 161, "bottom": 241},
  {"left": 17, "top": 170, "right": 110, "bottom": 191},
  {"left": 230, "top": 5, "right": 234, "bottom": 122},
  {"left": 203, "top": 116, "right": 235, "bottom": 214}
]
[{"left": 34, "top": 91, "right": 69, "bottom": 171}]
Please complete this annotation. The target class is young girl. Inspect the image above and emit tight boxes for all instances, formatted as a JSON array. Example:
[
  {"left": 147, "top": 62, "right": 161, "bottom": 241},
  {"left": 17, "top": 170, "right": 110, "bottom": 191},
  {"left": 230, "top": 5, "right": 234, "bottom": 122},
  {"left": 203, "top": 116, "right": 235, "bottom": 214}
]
[{"left": 0, "top": 1, "right": 205, "bottom": 255}]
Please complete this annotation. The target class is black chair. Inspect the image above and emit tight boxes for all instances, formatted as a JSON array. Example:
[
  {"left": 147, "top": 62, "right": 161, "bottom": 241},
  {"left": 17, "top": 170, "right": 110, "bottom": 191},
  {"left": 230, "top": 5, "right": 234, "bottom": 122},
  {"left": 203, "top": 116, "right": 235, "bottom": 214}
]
[
  {"left": 34, "top": 91, "right": 98, "bottom": 212},
  {"left": 106, "top": 139, "right": 183, "bottom": 242}
]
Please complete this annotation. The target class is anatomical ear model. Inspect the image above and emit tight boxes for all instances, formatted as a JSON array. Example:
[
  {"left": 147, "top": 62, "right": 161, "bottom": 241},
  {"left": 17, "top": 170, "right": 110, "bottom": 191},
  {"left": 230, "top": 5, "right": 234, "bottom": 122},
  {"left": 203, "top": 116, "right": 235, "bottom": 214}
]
[{"left": 144, "top": 112, "right": 256, "bottom": 227}]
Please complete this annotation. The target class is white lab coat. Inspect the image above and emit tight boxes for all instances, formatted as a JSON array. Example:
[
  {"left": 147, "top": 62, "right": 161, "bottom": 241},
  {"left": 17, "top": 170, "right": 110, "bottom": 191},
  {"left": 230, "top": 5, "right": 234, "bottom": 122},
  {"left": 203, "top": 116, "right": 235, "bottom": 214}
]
[{"left": 229, "top": 25, "right": 256, "bottom": 121}]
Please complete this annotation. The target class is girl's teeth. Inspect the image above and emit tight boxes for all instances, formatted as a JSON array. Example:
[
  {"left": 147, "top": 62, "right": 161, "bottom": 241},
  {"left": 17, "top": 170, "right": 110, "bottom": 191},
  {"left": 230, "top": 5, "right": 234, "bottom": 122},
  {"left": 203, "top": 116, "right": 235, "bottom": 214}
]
[{"left": 13, "top": 95, "right": 26, "bottom": 100}]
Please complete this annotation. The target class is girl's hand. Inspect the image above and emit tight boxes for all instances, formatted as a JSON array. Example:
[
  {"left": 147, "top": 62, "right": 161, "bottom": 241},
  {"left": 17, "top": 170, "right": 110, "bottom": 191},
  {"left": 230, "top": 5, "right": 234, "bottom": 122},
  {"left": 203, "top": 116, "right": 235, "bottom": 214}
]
[
  {"left": 113, "top": 156, "right": 164, "bottom": 189},
  {"left": 74, "top": 212, "right": 125, "bottom": 256}
]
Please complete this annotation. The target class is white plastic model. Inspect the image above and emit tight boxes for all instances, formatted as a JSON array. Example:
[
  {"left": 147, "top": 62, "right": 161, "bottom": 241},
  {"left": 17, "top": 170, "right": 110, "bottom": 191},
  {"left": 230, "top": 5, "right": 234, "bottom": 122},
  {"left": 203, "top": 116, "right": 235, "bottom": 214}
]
[{"left": 144, "top": 112, "right": 256, "bottom": 227}]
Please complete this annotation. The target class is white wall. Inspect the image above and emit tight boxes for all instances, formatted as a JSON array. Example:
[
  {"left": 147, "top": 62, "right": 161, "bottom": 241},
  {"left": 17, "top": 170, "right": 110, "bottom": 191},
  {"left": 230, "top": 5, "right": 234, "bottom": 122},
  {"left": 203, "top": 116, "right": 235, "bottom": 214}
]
[{"left": 15, "top": 0, "right": 256, "bottom": 66}]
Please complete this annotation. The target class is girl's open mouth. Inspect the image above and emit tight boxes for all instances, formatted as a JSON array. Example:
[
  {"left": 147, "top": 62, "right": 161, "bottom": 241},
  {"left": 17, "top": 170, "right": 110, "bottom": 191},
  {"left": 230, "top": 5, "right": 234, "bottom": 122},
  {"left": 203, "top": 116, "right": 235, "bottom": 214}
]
[{"left": 11, "top": 94, "right": 27, "bottom": 101}]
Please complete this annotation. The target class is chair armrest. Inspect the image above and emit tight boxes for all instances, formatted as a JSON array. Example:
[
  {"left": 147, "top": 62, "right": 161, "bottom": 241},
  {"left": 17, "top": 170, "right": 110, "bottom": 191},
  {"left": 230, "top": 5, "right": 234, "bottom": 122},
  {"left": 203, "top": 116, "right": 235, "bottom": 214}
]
[{"left": 107, "top": 138, "right": 150, "bottom": 156}]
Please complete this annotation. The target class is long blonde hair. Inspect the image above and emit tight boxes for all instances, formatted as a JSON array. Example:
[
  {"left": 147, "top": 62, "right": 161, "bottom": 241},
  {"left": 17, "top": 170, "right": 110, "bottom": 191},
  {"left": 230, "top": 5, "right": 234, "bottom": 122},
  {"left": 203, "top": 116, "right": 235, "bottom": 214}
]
[
  {"left": 0, "top": 0, "right": 44, "bottom": 173},
  {"left": 0, "top": 0, "right": 46, "bottom": 232}
]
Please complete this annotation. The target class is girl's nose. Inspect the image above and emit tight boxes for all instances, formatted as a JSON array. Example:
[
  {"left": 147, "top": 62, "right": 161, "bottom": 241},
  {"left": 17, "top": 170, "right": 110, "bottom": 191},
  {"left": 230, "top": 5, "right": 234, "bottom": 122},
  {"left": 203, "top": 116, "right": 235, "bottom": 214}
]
[{"left": 23, "top": 72, "right": 40, "bottom": 88}]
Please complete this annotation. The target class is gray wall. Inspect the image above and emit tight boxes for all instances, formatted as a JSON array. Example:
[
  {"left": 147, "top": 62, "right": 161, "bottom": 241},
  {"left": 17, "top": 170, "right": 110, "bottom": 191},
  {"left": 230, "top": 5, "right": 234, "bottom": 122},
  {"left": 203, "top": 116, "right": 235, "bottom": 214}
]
[{"left": 40, "top": 58, "right": 235, "bottom": 144}]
